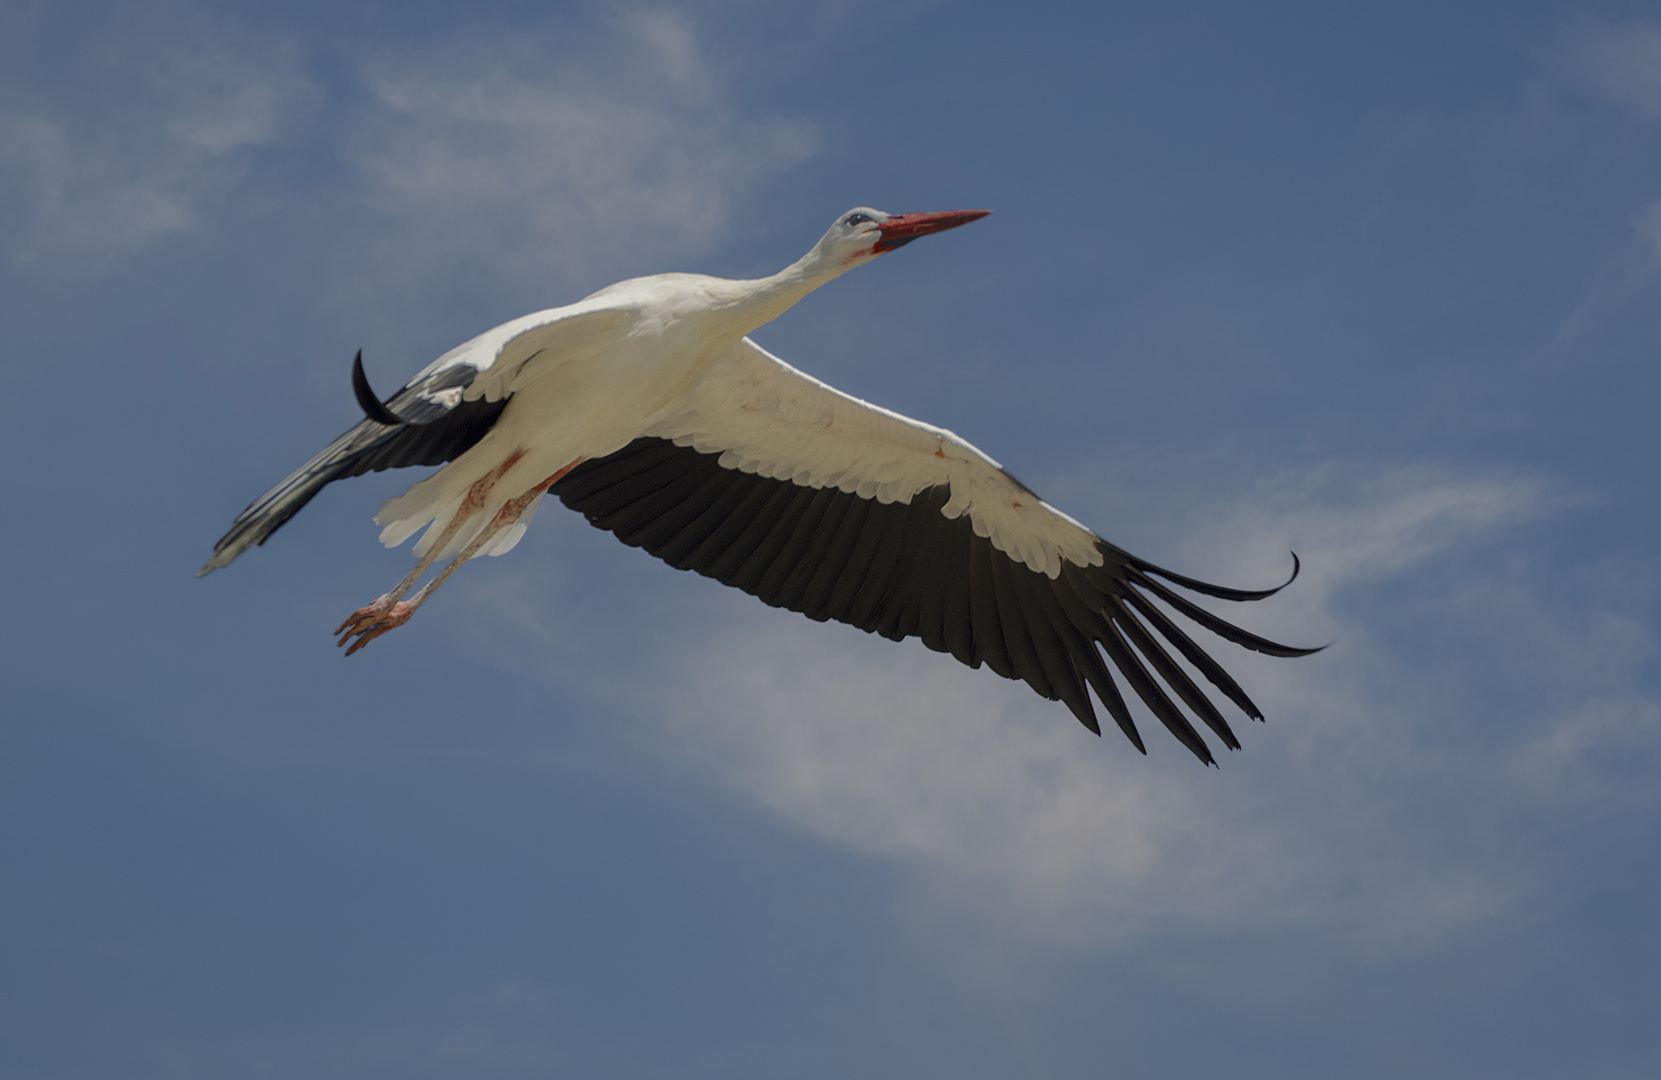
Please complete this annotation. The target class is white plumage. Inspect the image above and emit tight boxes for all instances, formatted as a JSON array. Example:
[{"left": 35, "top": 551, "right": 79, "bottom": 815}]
[
  {"left": 645, "top": 337, "right": 1104, "bottom": 577},
  {"left": 204, "top": 206, "right": 1315, "bottom": 764}
]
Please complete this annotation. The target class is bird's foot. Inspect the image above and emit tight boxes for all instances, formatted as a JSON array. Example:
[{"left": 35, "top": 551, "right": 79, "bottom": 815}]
[{"left": 335, "top": 595, "right": 416, "bottom": 656}]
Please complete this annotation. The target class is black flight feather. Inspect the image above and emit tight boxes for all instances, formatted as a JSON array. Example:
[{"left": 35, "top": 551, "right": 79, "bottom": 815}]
[{"left": 552, "top": 437, "right": 1316, "bottom": 764}]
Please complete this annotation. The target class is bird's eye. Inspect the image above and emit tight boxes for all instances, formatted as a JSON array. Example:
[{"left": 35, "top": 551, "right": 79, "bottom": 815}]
[{"left": 844, "top": 213, "right": 873, "bottom": 227}]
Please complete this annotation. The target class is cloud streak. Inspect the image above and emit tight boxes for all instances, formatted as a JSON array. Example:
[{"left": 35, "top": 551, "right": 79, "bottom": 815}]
[
  {"left": 528, "top": 462, "right": 1659, "bottom": 959},
  {"left": 1563, "top": 21, "right": 1661, "bottom": 265},
  {"left": 1566, "top": 21, "right": 1661, "bottom": 119},
  {"left": 339, "top": 10, "right": 818, "bottom": 295},
  {"left": 0, "top": 8, "right": 815, "bottom": 291},
  {"left": 0, "top": 30, "right": 318, "bottom": 267}
]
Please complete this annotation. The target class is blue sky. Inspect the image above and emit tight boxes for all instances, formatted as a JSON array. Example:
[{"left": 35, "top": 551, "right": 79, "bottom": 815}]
[{"left": 2, "top": 0, "right": 1659, "bottom": 1076}]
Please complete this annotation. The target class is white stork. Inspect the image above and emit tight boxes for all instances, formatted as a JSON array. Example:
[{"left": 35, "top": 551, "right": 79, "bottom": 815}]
[{"left": 202, "top": 207, "right": 1315, "bottom": 764}]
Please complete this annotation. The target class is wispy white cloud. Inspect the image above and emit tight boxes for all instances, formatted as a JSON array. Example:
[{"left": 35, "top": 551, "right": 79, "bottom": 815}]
[
  {"left": 1563, "top": 21, "right": 1661, "bottom": 266},
  {"left": 0, "top": 7, "right": 813, "bottom": 288},
  {"left": 510, "top": 462, "right": 1655, "bottom": 961},
  {"left": 339, "top": 10, "right": 818, "bottom": 295},
  {"left": 1565, "top": 22, "right": 1661, "bottom": 119},
  {"left": 1508, "top": 696, "right": 1661, "bottom": 806},
  {"left": 0, "top": 33, "right": 319, "bottom": 268}
]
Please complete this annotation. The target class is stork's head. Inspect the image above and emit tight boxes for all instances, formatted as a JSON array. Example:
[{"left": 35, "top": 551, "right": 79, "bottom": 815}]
[{"left": 818, "top": 206, "right": 991, "bottom": 266}]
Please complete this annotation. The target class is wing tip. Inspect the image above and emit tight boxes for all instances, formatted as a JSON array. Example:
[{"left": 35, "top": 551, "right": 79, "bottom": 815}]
[
  {"left": 1115, "top": 545, "right": 1303, "bottom": 603},
  {"left": 197, "top": 545, "right": 238, "bottom": 577}
]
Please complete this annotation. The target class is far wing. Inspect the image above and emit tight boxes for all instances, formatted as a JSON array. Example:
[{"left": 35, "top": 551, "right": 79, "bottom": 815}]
[
  {"left": 645, "top": 338, "right": 1103, "bottom": 577},
  {"left": 200, "top": 305, "right": 625, "bottom": 574},
  {"left": 552, "top": 338, "right": 1316, "bottom": 764}
]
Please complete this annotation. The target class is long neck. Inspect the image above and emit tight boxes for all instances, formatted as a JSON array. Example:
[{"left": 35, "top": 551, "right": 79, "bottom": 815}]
[{"left": 726, "top": 241, "right": 857, "bottom": 337}]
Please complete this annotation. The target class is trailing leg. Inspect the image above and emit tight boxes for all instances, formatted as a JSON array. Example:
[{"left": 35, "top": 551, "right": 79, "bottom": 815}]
[{"left": 335, "top": 459, "right": 584, "bottom": 655}]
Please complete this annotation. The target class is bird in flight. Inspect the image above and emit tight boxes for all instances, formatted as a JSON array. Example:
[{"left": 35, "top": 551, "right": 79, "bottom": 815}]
[{"left": 202, "top": 207, "right": 1316, "bottom": 764}]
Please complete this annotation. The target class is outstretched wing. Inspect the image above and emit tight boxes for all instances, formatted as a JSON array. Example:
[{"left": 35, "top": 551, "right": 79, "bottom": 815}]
[
  {"left": 200, "top": 304, "right": 625, "bottom": 574},
  {"left": 552, "top": 337, "right": 1316, "bottom": 764}
]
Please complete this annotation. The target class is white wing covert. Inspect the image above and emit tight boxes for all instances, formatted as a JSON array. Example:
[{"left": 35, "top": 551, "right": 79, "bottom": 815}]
[
  {"left": 645, "top": 339, "right": 1103, "bottom": 578},
  {"left": 551, "top": 338, "right": 1317, "bottom": 764}
]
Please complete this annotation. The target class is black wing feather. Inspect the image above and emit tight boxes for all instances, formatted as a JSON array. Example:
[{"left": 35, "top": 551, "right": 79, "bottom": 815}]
[
  {"left": 554, "top": 438, "right": 1317, "bottom": 764},
  {"left": 200, "top": 364, "right": 508, "bottom": 574}
]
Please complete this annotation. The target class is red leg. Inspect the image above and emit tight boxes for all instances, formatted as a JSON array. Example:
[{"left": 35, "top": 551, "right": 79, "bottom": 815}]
[
  {"left": 337, "top": 459, "right": 585, "bottom": 655},
  {"left": 334, "top": 451, "right": 531, "bottom": 639}
]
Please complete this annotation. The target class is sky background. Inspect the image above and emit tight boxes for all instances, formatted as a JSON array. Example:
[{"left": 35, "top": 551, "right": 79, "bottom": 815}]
[{"left": 3, "top": 1, "right": 1660, "bottom": 1076}]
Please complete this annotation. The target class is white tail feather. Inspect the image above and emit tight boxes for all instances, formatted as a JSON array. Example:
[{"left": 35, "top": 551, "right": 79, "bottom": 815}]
[{"left": 479, "top": 521, "right": 527, "bottom": 558}]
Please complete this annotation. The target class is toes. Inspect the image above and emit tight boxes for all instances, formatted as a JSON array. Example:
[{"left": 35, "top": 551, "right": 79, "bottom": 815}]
[
  {"left": 339, "top": 625, "right": 383, "bottom": 654},
  {"left": 335, "top": 596, "right": 395, "bottom": 635},
  {"left": 337, "top": 602, "right": 413, "bottom": 654},
  {"left": 337, "top": 616, "right": 380, "bottom": 650}
]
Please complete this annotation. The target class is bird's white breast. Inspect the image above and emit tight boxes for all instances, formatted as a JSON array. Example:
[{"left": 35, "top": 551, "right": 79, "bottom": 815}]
[{"left": 490, "top": 275, "right": 762, "bottom": 466}]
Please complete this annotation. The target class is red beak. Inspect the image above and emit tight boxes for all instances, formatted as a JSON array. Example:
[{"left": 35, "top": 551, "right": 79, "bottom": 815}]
[{"left": 873, "top": 209, "right": 991, "bottom": 253}]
